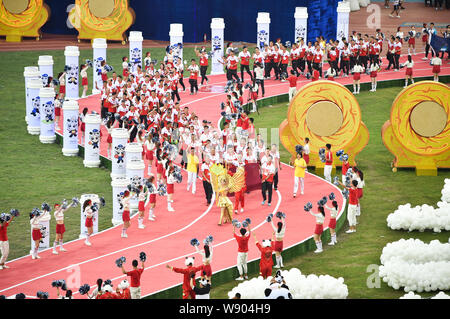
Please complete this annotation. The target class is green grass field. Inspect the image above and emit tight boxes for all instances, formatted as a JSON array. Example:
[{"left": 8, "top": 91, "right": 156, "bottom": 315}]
[{"left": 0, "top": 47, "right": 449, "bottom": 298}]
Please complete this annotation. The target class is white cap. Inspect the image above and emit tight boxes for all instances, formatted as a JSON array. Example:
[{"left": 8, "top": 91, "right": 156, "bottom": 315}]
[
  {"left": 169, "top": 24, "right": 184, "bottom": 37},
  {"left": 129, "top": 31, "right": 143, "bottom": 42},
  {"left": 92, "top": 38, "right": 107, "bottom": 49},
  {"left": 24, "top": 66, "right": 40, "bottom": 78},
  {"left": 84, "top": 113, "right": 101, "bottom": 124},
  {"left": 111, "top": 128, "right": 129, "bottom": 139},
  {"left": 294, "top": 7, "right": 308, "bottom": 19},
  {"left": 62, "top": 99, "right": 79, "bottom": 111},
  {"left": 257, "top": 12, "right": 271, "bottom": 24},
  {"left": 64, "top": 46, "right": 80, "bottom": 57},
  {"left": 210, "top": 18, "right": 225, "bottom": 30},
  {"left": 38, "top": 55, "right": 54, "bottom": 66},
  {"left": 27, "top": 78, "right": 43, "bottom": 89},
  {"left": 39, "top": 87, "right": 55, "bottom": 98}
]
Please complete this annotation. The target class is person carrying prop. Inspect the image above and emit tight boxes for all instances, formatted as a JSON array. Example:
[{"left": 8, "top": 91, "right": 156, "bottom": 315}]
[
  {"left": 137, "top": 184, "right": 149, "bottom": 229},
  {"left": 293, "top": 145, "right": 307, "bottom": 197},
  {"left": 30, "top": 204, "right": 51, "bottom": 260},
  {"left": 336, "top": 178, "right": 359, "bottom": 234},
  {"left": 324, "top": 193, "right": 339, "bottom": 245},
  {"left": 167, "top": 257, "right": 203, "bottom": 299},
  {"left": 401, "top": 55, "right": 414, "bottom": 88},
  {"left": 210, "top": 163, "right": 246, "bottom": 226},
  {"left": 119, "top": 252, "right": 146, "bottom": 299},
  {"left": 252, "top": 229, "right": 275, "bottom": 279},
  {"left": 270, "top": 212, "right": 286, "bottom": 269},
  {"left": 304, "top": 201, "right": 325, "bottom": 253},
  {"left": 190, "top": 273, "right": 211, "bottom": 299},
  {"left": 192, "top": 235, "right": 214, "bottom": 282},
  {"left": 53, "top": 197, "right": 79, "bottom": 254}
]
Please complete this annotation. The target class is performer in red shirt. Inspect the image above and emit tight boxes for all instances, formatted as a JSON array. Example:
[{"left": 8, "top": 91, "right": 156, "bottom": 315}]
[
  {"left": 324, "top": 143, "right": 333, "bottom": 182},
  {"left": 0, "top": 211, "right": 17, "bottom": 269},
  {"left": 116, "top": 280, "right": 131, "bottom": 299},
  {"left": 167, "top": 257, "right": 203, "bottom": 299},
  {"left": 287, "top": 70, "right": 298, "bottom": 102},
  {"left": 252, "top": 231, "right": 274, "bottom": 279},
  {"left": 195, "top": 46, "right": 209, "bottom": 86},
  {"left": 233, "top": 225, "right": 251, "bottom": 280},
  {"left": 239, "top": 46, "right": 253, "bottom": 82},
  {"left": 122, "top": 259, "right": 145, "bottom": 299}
]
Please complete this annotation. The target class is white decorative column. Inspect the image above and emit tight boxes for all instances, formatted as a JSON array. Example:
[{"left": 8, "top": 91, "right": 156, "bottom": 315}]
[
  {"left": 125, "top": 142, "right": 143, "bottom": 163},
  {"left": 26, "top": 78, "right": 43, "bottom": 135},
  {"left": 92, "top": 38, "right": 107, "bottom": 94},
  {"left": 210, "top": 18, "right": 225, "bottom": 75},
  {"left": 38, "top": 87, "right": 56, "bottom": 144},
  {"left": 169, "top": 23, "right": 184, "bottom": 61},
  {"left": 29, "top": 211, "right": 51, "bottom": 253},
  {"left": 79, "top": 194, "right": 100, "bottom": 239},
  {"left": 38, "top": 55, "right": 54, "bottom": 87},
  {"left": 337, "top": 1, "right": 351, "bottom": 41},
  {"left": 129, "top": 31, "right": 143, "bottom": 74},
  {"left": 256, "top": 12, "right": 271, "bottom": 49},
  {"left": 24, "top": 66, "right": 40, "bottom": 123},
  {"left": 294, "top": 7, "right": 308, "bottom": 43},
  {"left": 126, "top": 159, "right": 145, "bottom": 213},
  {"left": 83, "top": 114, "right": 101, "bottom": 168},
  {"left": 64, "top": 46, "right": 80, "bottom": 100},
  {"left": 111, "top": 176, "right": 128, "bottom": 226},
  {"left": 62, "top": 100, "right": 80, "bottom": 156},
  {"left": 111, "top": 128, "right": 128, "bottom": 178}
]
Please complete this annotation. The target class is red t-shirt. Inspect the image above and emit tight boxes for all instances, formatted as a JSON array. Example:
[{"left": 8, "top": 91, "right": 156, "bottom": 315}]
[
  {"left": 126, "top": 268, "right": 144, "bottom": 287},
  {"left": 234, "top": 233, "right": 249, "bottom": 253},
  {"left": 0, "top": 222, "right": 9, "bottom": 241},
  {"left": 256, "top": 242, "right": 274, "bottom": 267},
  {"left": 200, "top": 55, "right": 208, "bottom": 66},
  {"left": 325, "top": 151, "right": 333, "bottom": 165},
  {"left": 349, "top": 188, "right": 359, "bottom": 205},
  {"left": 287, "top": 75, "right": 298, "bottom": 88},
  {"left": 342, "top": 162, "right": 350, "bottom": 176}
]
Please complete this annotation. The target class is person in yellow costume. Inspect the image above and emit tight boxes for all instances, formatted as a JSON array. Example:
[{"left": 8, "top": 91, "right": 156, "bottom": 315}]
[
  {"left": 293, "top": 151, "right": 307, "bottom": 198},
  {"left": 210, "top": 164, "right": 246, "bottom": 226}
]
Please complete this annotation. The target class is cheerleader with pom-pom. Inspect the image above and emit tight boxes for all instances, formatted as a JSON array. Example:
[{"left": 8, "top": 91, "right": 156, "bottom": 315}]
[
  {"left": 53, "top": 199, "right": 78, "bottom": 254},
  {"left": 194, "top": 237, "right": 214, "bottom": 282},
  {"left": 30, "top": 205, "right": 50, "bottom": 259},
  {"left": 144, "top": 134, "right": 156, "bottom": 175},
  {"left": 0, "top": 210, "right": 18, "bottom": 269},
  {"left": 369, "top": 60, "right": 380, "bottom": 92},
  {"left": 165, "top": 161, "right": 176, "bottom": 212},
  {"left": 137, "top": 185, "right": 149, "bottom": 229},
  {"left": 83, "top": 200, "right": 95, "bottom": 245},
  {"left": 430, "top": 56, "right": 442, "bottom": 82},
  {"left": 352, "top": 167, "right": 365, "bottom": 217},
  {"left": 338, "top": 179, "right": 359, "bottom": 233},
  {"left": 147, "top": 175, "right": 157, "bottom": 221},
  {"left": 105, "top": 118, "right": 115, "bottom": 159},
  {"left": 308, "top": 206, "right": 325, "bottom": 253},
  {"left": 324, "top": 199, "right": 339, "bottom": 245},
  {"left": 351, "top": 62, "right": 364, "bottom": 94},
  {"left": 121, "top": 190, "right": 132, "bottom": 237},
  {"left": 270, "top": 212, "right": 286, "bottom": 268},
  {"left": 402, "top": 55, "right": 414, "bottom": 87},
  {"left": 80, "top": 63, "right": 89, "bottom": 98},
  {"left": 80, "top": 107, "right": 88, "bottom": 146}
]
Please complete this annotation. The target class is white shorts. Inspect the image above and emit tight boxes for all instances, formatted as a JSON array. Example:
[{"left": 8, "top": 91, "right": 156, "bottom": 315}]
[{"left": 130, "top": 286, "right": 141, "bottom": 299}]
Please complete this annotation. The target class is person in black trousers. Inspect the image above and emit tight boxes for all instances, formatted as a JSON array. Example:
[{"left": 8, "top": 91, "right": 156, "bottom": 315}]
[{"left": 200, "top": 159, "right": 213, "bottom": 205}]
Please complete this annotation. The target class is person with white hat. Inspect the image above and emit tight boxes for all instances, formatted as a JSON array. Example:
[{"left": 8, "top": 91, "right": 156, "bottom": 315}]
[{"left": 167, "top": 257, "right": 203, "bottom": 299}]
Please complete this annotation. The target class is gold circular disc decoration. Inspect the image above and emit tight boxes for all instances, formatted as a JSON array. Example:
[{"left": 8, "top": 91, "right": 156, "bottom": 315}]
[
  {"left": 287, "top": 80, "right": 361, "bottom": 153},
  {"left": 390, "top": 81, "right": 450, "bottom": 156},
  {"left": 410, "top": 101, "right": 447, "bottom": 137},
  {"left": 88, "top": 0, "right": 114, "bottom": 18},
  {"left": 306, "top": 101, "right": 343, "bottom": 136},
  {"left": 3, "top": 0, "right": 29, "bottom": 14}
]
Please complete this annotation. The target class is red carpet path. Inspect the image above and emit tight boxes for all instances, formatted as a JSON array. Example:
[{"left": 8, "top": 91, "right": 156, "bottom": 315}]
[{"left": 0, "top": 53, "right": 448, "bottom": 299}]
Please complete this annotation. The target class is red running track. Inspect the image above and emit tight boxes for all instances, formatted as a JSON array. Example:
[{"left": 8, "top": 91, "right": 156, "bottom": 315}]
[{"left": 0, "top": 53, "right": 447, "bottom": 299}]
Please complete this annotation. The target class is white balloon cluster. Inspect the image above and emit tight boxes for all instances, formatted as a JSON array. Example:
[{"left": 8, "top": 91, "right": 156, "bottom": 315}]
[
  {"left": 386, "top": 179, "right": 450, "bottom": 232},
  {"left": 441, "top": 178, "right": 450, "bottom": 203},
  {"left": 227, "top": 268, "right": 348, "bottom": 299},
  {"left": 379, "top": 238, "right": 450, "bottom": 292},
  {"left": 400, "top": 291, "right": 450, "bottom": 299}
]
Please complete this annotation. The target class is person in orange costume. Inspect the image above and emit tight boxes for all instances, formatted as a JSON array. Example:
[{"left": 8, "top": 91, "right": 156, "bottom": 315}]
[
  {"left": 167, "top": 257, "right": 203, "bottom": 299},
  {"left": 252, "top": 231, "right": 275, "bottom": 279}
]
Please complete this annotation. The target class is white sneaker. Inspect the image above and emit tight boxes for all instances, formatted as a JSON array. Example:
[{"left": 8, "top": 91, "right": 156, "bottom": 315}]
[
  {"left": 168, "top": 207, "right": 175, "bottom": 212},
  {"left": 0, "top": 265, "right": 3, "bottom": 270},
  {"left": 85, "top": 240, "right": 92, "bottom": 246},
  {"left": 2, "top": 265, "right": 9, "bottom": 269},
  {"left": 274, "top": 265, "right": 280, "bottom": 269},
  {"left": 244, "top": 275, "right": 249, "bottom": 280},
  {"left": 121, "top": 233, "right": 128, "bottom": 238},
  {"left": 235, "top": 276, "right": 244, "bottom": 281},
  {"left": 148, "top": 216, "right": 155, "bottom": 221},
  {"left": 328, "top": 242, "right": 335, "bottom": 246},
  {"left": 60, "top": 247, "right": 67, "bottom": 252},
  {"left": 240, "top": 208, "right": 244, "bottom": 213},
  {"left": 314, "top": 249, "right": 323, "bottom": 253},
  {"left": 138, "top": 224, "right": 146, "bottom": 229},
  {"left": 35, "top": 255, "right": 41, "bottom": 259},
  {"left": 52, "top": 250, "right": 59, "bottom": 255},
  {"left": 301, "top": 191, "right": 304, "bottom": 195},
  {"left": 345, "top": 229, "right": 355, "bottom": 233}
]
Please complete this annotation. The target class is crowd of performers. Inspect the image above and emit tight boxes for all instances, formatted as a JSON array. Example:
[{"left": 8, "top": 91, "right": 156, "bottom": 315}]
[{"left": 7, "top": 21, "right": 450, "bottom": 298}]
